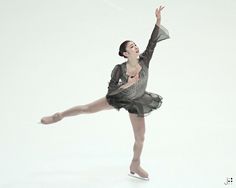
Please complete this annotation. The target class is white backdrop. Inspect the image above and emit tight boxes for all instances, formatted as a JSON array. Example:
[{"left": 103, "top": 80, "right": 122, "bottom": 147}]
[{"left": 0, "top": 0, "right": 235, "bottom": 187}]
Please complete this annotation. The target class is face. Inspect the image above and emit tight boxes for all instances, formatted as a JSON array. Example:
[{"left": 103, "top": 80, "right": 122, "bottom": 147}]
[{"left": 124, "top": 41, "right": 140, "bottom": 58}]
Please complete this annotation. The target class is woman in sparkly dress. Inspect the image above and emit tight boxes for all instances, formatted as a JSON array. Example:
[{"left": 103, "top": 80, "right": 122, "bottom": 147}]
[{"left": 40, "top": 6, "right": 169, "bottom": 180}]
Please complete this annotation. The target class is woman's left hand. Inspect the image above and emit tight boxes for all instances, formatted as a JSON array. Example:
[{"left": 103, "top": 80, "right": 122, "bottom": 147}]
[{"left": 155, "top": 5, "right": 165, "bottom": 20}]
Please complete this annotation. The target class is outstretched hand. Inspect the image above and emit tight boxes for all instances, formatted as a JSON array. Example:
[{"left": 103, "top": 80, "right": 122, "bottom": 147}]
[{"left": 155, "top": 5, "right": 165, "bottom": 20}]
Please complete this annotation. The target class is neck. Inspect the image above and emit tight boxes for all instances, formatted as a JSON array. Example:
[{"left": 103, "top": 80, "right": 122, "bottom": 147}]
[{"left": 127, "top": 56, "right": 139, "bottom": 66}]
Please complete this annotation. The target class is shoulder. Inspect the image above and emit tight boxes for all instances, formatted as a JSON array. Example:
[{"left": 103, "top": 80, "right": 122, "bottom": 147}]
[
  {"left": 138, "top": 54, "right": 145, "bottom": 60},
  {"left": 137, "top": 56, "right": 148, "bottom": 68},
  {"left": 114, "top": 61, "right": 125, "bottom": 67},
  {"left": 115, "top": 62, "right": 127, "bottom": 71},
  {"left": 111, "top": 63, "right": 123, "bottom": 76},
  {"left": 111, "top": 61, "right": 127, "bottom": 75}
]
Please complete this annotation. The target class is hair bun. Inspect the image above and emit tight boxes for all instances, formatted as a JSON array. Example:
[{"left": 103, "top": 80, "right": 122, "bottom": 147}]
[{"left": 118, "top": 40, "right": 130, "bottom": 58}]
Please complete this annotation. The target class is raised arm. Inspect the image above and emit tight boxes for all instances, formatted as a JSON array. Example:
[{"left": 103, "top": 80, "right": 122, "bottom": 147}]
[{"left": 140, "top": 6, "right": 170, "bottom": 68}]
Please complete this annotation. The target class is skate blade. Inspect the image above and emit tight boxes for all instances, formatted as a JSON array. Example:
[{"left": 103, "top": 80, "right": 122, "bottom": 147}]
[{"left": 128, "top": 172, "right": 149, "bottom": 181}]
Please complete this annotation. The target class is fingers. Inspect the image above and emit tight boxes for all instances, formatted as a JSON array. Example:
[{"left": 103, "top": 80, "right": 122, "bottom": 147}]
[
  {"left": 156, "top": 5, "right": 165, "bottom": 12},
  {"left": 128, "top": 75, "right": 139, "bottom": 83}
]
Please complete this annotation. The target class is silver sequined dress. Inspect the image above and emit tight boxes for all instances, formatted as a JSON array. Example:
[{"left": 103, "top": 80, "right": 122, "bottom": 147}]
[{"left": 106, "top": 24, "right": 170, "bottom": 117}]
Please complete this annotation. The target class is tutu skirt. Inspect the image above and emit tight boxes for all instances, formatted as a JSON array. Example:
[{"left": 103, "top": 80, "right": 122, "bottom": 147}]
[{"left": 106, "top": 91, "right": 163, "bottom": 117}]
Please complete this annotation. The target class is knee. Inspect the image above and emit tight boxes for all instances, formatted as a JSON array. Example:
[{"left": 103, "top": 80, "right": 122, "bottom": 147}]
[
  {"left": 81, "top": 105, "right": 92, "bottom": 113},
  {"left": 135, "top": 135, "right": 145, "bottom": 144}
]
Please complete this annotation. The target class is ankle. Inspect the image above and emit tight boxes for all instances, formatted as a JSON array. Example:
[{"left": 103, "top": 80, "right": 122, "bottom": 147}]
[
  {"left": 131, "top": 159, "right": 140, "bottom": 164},
  {"left": 130, "top": 159, "right": 140, "bottom": 169},
  {"left": 56, "top": 112, "right": 64, "bottom": 119},
  {"left": 52, "top": 112, "right": 63, "bottom": 122}
]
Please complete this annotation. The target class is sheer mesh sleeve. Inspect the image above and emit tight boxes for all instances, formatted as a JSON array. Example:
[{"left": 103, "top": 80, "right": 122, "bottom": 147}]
[
  {"left": 140, "top": 24, "right": 170, "bottom": 68},
  {"left": 107, "top": 64, "right": 123, "bottom": 96}
]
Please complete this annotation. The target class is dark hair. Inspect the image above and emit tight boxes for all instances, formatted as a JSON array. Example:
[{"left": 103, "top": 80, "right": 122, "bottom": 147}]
[{"left": 118, "top": 40, "right": 131, "bottom": 58}]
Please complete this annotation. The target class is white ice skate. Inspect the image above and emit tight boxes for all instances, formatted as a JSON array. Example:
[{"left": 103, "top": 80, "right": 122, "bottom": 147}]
[{"left": 128, "top": 171, "right": 150, "bottom": 181}]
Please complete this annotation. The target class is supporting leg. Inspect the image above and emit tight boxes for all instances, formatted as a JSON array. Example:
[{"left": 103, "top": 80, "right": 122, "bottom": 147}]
[
  {"left": 40, "top": 97, "right": 114, "bottom": 124},
  {"left": 128, "top": 113, "right": 149, "bottom": 179}
]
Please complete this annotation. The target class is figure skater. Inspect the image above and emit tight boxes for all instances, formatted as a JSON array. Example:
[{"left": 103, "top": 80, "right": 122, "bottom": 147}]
[{"left": 40, "top": 5, "right": 170, "bottom": 181}]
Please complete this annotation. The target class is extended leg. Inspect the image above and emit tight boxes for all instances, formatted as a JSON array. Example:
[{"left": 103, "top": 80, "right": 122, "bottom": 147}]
[
  {"left": 128, "top": 113, "right": 149, "bottom": 179},
  {"left": 40, "top": 97, "right": 114, "bottom": 124}
]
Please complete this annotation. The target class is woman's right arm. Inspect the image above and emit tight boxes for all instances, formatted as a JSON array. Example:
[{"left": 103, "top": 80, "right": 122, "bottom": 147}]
[
  {"left": 107, "top": 65, "right": 122, "bottom": 93},
  {"left": 107, "top": 64, "right": 127, "bottom": 96},
  {"left": 107, "top": 65, "right": 138, "bottom": 95}
]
